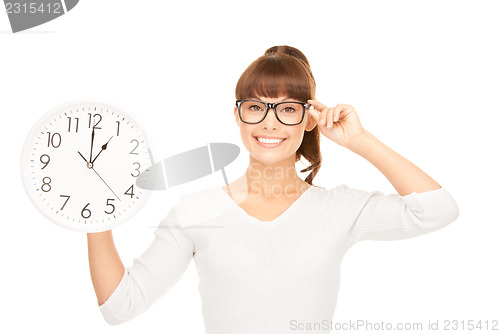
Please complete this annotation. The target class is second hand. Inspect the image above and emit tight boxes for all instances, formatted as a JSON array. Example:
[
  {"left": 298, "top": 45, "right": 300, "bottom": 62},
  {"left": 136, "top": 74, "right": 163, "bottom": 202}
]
[{"left": 92, "top": 167, "right": 121, "bottom": 201}]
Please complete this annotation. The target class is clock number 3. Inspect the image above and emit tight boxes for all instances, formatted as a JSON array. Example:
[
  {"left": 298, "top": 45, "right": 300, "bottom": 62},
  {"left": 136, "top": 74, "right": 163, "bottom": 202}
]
[{"left": 131, "top": 162, "right": 141, "bottom": 177}]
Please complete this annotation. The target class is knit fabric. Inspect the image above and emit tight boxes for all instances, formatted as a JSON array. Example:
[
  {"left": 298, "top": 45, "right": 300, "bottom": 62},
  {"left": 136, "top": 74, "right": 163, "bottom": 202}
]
[{"left": 98, "top": 184, "right": 459, "bottom": 333}]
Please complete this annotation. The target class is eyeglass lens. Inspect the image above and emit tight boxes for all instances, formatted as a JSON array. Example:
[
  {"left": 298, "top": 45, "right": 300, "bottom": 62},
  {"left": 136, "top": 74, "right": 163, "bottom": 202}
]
[{"left": 240, "top": 101, "right": 304, "bottom": 125}]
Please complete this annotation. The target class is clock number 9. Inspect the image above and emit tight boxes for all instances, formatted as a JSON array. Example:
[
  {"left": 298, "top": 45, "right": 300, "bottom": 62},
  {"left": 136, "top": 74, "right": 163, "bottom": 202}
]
[{"left": 40, "top": 154, "right": 50, "bottom": 169}]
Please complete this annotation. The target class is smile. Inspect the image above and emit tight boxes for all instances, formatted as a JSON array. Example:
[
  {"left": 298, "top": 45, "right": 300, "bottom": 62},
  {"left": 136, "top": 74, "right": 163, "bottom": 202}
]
[{"left": 254, "top": 136, "right": 287, "bottom": 148}]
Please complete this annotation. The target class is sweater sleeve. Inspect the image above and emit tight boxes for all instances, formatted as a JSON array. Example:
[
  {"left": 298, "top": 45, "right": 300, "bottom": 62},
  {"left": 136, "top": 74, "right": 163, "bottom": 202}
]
[
  {"left": 98, "top": 197, "right": 195, "bottom": 325},
  {"left": 347, "top": 186, "right": 459, "bottom": 244}
]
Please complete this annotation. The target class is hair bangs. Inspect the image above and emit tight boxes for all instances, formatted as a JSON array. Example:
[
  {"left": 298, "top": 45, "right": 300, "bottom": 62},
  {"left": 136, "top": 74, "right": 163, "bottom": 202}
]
[{"left": 236, "top": 54, "right": 314, "bottom": 102}]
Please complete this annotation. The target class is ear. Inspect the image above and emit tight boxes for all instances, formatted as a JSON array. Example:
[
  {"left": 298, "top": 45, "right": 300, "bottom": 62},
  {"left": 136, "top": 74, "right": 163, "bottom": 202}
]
[
  {"left": 234, "top": 107, "right": 240, "bottom": 126},
  {"left": 304, "top": 111, "right": 317, "bottom": 132}
]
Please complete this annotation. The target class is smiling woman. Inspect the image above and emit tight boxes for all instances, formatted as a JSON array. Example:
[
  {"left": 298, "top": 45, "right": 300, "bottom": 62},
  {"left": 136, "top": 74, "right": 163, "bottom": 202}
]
[
  {"left": 234, "top": 46, "right": 322, "bottom": 187},
  {"left": 91, "top": 45, "right": 459, "bottom": 334}
]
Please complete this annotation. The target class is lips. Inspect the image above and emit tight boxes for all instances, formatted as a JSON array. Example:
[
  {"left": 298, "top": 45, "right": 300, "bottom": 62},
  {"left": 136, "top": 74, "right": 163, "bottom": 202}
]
[{"left": 253, "top": 136, "right": 287, "bottom": 148}]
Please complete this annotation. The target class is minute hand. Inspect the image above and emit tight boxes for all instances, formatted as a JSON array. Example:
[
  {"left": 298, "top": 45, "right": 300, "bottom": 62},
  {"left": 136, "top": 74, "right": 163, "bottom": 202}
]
[
  {"left": 89, "top": 125, "right": 96, "bottom": 163},
  {"left": 91, "top": 136, "right": 113, "bottom": 164}
]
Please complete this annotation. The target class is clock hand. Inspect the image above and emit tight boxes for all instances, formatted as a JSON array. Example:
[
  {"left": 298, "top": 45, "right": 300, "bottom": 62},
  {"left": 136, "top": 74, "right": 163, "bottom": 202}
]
[
  {"left": 78, "top": 151, "right": 89, "bottom": 164},
  {"left": 92, "top": 167, "right": 121, "bottom": 201},
  {"left": 91, "top": 136, "right": 113, "bottom": 165},
  {"left": 89, "top": 125, "right": 96, "bottom": 164}
]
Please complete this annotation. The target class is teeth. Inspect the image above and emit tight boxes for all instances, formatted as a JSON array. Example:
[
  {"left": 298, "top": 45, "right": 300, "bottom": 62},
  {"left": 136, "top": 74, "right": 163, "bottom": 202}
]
[{"left": 256, "top": 137, "right": 285, "bottom": 144}]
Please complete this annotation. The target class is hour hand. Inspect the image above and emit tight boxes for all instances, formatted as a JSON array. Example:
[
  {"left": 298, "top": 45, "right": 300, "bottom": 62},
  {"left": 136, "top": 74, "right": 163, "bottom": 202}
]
[
  {"left": 91, "top": 136, "right": 113, "bottom": 164},
  {"left": 78, "top": 151, "right": 89, "bottom": 164}
]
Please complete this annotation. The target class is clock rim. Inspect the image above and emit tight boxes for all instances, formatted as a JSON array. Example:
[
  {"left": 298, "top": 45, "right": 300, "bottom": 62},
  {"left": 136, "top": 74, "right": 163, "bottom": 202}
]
[{"left": 20, "top": 98, "right": 154, "bottom": 233}]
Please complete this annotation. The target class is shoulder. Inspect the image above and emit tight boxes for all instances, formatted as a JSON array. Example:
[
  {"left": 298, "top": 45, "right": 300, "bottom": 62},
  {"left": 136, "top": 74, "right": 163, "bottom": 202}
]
[
  {"left": 312, "top": 183, "right": 383, "bottom": 200},
  {"left": 309, "top": 184, "right": 384, "bottom": 215}
]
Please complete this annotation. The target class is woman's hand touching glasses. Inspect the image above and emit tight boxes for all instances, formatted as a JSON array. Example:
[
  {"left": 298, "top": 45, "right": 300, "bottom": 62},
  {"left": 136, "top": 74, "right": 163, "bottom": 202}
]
[{"left": 306, "top": 100, "right": 367, "bottom": 148}]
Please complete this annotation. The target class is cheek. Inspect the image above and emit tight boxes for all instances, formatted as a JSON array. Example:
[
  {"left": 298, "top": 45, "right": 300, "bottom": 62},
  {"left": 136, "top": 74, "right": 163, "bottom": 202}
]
[{"left": 239, "top": 124, "right": 252, "bottom": 137}]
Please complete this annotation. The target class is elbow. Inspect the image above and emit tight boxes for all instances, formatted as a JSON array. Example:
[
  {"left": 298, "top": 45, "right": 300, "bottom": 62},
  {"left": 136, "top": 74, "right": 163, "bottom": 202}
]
[
  {"left": 429, "top": 189, "right": 460, "bottom": 227},
  {"left": 101, "top": 313, "right": 127, "bottom": 326},
  {"left": 99, "top": 300, "right": 136, "bottom": 326},
  {"left": 408, "top": 188, "right": 460, "bottom": 231},
  {"left": 98, "top": 271, "right": 146, "bottom": 326}
]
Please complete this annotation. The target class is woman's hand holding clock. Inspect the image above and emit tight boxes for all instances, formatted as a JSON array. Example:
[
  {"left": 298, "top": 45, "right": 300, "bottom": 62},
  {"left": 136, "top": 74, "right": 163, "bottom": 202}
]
[{"left": 306, "top": 100, "right": 368, "bottom": 148}]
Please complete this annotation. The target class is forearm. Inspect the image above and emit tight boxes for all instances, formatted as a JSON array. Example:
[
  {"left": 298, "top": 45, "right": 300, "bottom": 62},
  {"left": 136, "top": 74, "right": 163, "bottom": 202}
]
[
  {"left": 345, "top": 130, "right": 441, "bottom": 196},
  {"left": 87, "top": 230, "right": 125, "bottom": 306}
]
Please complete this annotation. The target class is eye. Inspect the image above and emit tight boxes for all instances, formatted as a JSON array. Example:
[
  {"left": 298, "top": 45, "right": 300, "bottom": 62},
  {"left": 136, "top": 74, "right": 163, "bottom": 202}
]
[
  {"left": 249, "top": 105, "right": 263, "bottom": 112},
  {"left": 282, "top": 107, "right": 296, "bottom": 113}
]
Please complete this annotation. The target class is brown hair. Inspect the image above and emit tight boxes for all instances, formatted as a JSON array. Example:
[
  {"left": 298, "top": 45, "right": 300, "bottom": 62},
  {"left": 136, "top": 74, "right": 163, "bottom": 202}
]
[{"left": 235, "top": 45, "right": 322, "bottom": 186}]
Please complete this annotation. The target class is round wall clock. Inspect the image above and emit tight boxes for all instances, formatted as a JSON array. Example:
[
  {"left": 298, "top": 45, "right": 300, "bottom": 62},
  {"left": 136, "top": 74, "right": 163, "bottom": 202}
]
[{"left": 20, "top": 99, "right": 153, "bottom": 233}]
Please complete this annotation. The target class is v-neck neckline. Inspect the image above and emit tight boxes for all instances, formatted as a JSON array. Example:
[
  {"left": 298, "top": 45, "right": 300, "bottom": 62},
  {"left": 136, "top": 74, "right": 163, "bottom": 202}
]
[{"left": 214, "top": 185, "right": 316, "bottom": 228}]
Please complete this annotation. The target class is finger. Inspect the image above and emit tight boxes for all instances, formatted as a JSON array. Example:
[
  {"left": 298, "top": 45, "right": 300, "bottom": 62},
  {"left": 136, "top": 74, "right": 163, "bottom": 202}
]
[
  {"left": 326, "top": 107, "right": 334, "bottom": 128},
  {"left": 320, "top": 107, "right": 330, "bottom": 127},
  {"left": 307, "top": 99, "right": 329, "bottom": 113},
  {"left": 334, "top": 105, "right": 344, "bottom": 122},
  {"left": 306, "top": 108, "right": 320, "bottom": 123}
]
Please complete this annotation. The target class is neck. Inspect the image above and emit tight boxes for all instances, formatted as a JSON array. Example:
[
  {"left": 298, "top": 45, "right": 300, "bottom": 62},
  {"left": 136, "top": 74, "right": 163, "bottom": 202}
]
[{"left": 239, "top": 155, "right": 309, "bottom": 198}]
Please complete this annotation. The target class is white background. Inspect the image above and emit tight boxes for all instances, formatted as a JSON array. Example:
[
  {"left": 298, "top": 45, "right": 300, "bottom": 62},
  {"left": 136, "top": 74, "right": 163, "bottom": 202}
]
[{"left": 1, "top": 0, "right": 499, "bottom": 333}]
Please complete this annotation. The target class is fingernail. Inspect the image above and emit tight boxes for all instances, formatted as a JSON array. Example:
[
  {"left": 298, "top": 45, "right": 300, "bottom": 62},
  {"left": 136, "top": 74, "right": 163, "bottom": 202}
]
[{"left": 327, "top": 122, "right": 332, "bottom": 128}]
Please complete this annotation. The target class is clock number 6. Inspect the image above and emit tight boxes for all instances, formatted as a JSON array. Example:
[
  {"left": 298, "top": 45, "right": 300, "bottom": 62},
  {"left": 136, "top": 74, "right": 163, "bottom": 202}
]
[{"left": 81, "top": 203, "right": 91, "bottom": 219}]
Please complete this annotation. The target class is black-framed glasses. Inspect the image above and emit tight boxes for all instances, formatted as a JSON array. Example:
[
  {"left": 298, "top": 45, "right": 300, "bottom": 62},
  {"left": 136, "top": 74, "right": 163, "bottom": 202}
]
[{"left": 236, "top": 99, "right": 310, "bottom": 126}]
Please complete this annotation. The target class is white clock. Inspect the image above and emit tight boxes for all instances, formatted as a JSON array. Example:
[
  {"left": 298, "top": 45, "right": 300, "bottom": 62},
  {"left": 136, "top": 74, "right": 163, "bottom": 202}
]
[{"left": 20, "top": 99, "right": 153, "bottom": 233}]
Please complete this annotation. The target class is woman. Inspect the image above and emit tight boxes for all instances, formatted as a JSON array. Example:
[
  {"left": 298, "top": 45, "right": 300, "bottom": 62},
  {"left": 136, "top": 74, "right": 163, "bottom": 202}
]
[{"left": 88, "top": 45, "right": 459, "bottom": 333}]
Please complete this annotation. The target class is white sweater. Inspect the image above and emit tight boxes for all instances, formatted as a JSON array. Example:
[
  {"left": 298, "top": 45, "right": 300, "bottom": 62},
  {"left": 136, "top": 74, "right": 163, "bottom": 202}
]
[{"left": 98, "top": 184, "right": 459, "bottom": 333}]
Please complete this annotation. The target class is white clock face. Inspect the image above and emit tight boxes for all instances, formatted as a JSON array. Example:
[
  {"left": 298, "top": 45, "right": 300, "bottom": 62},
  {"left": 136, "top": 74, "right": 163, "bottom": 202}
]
[{"left": 21, "top": 100, "right": 152, "bottom": 232}]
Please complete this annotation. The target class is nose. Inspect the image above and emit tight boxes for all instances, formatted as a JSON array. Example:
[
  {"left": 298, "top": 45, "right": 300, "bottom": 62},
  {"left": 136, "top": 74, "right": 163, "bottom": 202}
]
[{"left": 261, "top": 105, "right": 280, "bottom": 128}]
